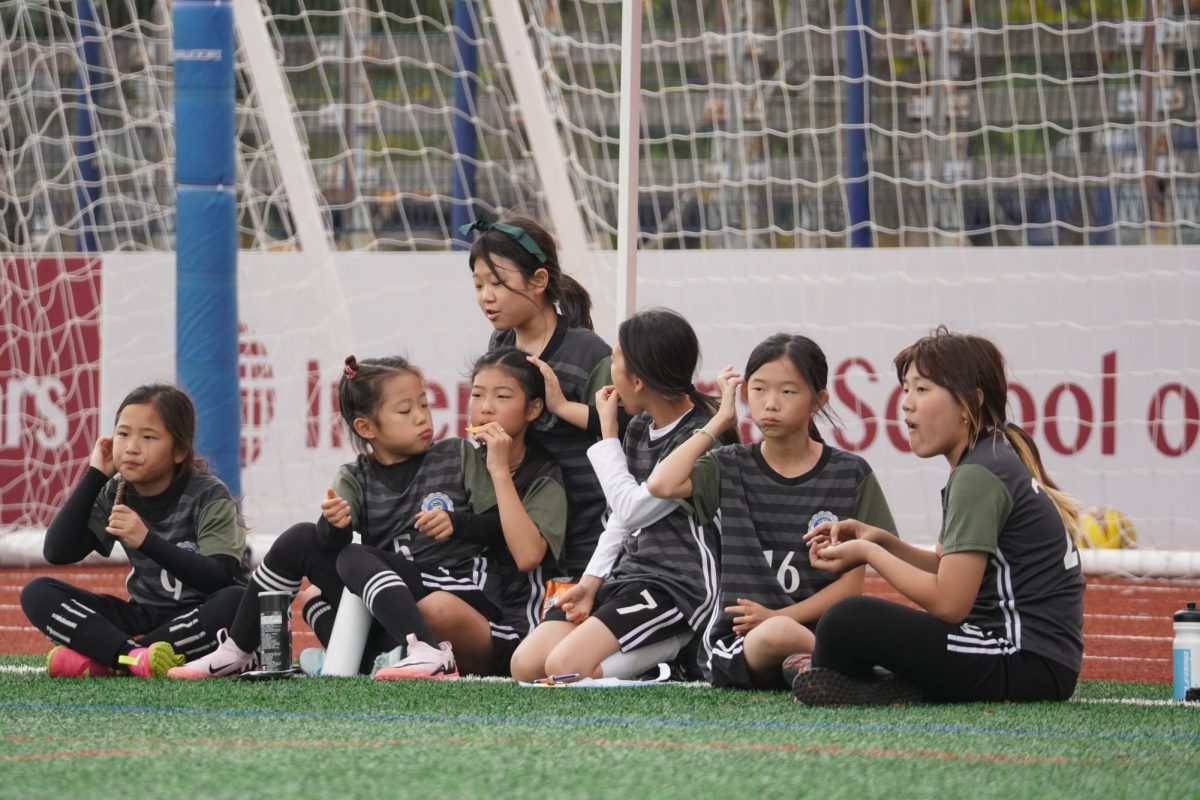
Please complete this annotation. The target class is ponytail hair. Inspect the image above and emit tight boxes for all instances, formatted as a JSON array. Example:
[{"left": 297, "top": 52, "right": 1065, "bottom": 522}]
[
  {"left": 893, "top": 326, "right": 1082, "bottom": 540},
  {"left": 744, "top": 333, "right": 835, "bottom": 444},
  {"left": 465, "top": 214, "right": 594, "bottom": 330},
  {"left": 618, "top": 307, "right": 738, "bottom": 445},
  {"left": 338, "top": 355, "right": 423, "bottom": 456},
  {"left": 1002, "top": 422, "right": 1082, "bottom": 541}
]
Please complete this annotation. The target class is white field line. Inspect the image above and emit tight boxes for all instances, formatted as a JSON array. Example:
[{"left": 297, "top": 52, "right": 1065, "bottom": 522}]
[
  {"left": 0, "top": 663, "right": 1181, "bottom": 701},
  {"left": 1084, "top": 633, "right": 1171, "bottom": 642},
  {"left": 1085, "top": 582, "right": 1200, "bottom": 593},
  {"left": 0, "top": 667, "right": 709, "bottom": 687},
  {"left": 1072, "top": 697, "right": 1199, "bottom": 708}
]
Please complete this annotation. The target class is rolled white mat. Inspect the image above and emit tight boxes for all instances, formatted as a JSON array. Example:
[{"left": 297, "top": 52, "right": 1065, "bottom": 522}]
[
  {"left": 321, "top": 531, "right": 372, "bottom": 677},
  {"left": 321, "top": 587, "right": 372, "bottom": 676}
]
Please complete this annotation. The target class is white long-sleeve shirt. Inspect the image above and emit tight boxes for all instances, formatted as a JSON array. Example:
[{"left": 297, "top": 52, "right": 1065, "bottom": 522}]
[{"left": 582, "top": 413, "right": 689, "bottom": 579}]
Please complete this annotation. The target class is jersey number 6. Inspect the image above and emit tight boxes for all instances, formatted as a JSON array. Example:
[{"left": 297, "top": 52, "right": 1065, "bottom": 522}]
[{"left": 763, "top": 550, "right": 801, "bottom": 594}]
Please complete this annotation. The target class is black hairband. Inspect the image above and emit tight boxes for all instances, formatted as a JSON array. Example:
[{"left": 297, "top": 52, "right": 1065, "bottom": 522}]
[{"left": 457, "top": 219, "right": 548, "bottom": 264}]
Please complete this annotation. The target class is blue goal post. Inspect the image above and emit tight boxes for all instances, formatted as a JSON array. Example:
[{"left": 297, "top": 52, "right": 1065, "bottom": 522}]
[{"left": 174, "top": 0, "right": 240, "bottom": 498}]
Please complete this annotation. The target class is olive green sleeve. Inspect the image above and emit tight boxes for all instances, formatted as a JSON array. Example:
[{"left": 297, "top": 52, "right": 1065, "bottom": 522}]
[
  {"left": 679, "top": 450, "right": 720, "bottom": 524},
  {"left": 195, "top": 498, "right": 247, "bottom": 560},
  {"left": 460, "top": 439, "right": 498, "bottom": 513},
  {"left": 521, "top": 475, "right": 568, "bottom": 561},
  {"left": 331, "top": 466, "right": 366, "bottom": 530},
  {"left": 581, "top": 356, "right": 613, "bottom": 405},
  {"left": 853, "top": 471, "right": 899, "bottom": 537},
  {"left": 939, "top": 464, "right": 1012, "bottom": 556}
]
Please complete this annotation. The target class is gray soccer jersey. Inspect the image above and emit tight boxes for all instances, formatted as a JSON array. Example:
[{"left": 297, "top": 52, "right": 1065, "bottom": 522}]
[
  {"left": 606, "top": 410, "right": 719, "bottom": 631},
  {"left": 88, "top": 471, "right": 245, "bottom": 608},
  {"left": 332, "top": 438, "right": 506, "bottom": 607},
  {"left": 688, "top": 443, "right": 897, "bottom": 680},
  {"left": 490, "top": 323, "right": 612, "bottom": 577},
  {"left": 939, "top": 433, "right": 1085, "bottom": 672}
]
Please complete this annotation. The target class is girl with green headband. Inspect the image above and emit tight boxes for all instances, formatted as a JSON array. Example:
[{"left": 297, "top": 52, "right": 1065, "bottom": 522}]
[{"left": 464, "top": 214, "right": 623, "bottom": 598}]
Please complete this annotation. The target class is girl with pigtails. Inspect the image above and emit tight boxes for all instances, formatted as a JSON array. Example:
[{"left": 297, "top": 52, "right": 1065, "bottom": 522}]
[{"left": 170, "top": 352, "right": 564, "bottom": 679}]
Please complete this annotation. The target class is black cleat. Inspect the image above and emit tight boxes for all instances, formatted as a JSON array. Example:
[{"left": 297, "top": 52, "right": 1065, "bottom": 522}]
[{"left": 791, "top": 666, "right": 923, "bottom": 707}]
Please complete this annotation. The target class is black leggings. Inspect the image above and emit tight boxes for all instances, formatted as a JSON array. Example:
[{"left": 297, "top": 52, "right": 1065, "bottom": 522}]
[
  {"left": 20, "top": 577, "right": 242, "bottom": 668},
  {"left": 813, "top": 596, "right": 1078, "bottom": 703}
]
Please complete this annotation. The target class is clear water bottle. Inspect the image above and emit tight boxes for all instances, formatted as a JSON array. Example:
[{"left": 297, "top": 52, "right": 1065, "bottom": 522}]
[{"left": 1172, "top": 601, "right": 1200, "bottom": 701}]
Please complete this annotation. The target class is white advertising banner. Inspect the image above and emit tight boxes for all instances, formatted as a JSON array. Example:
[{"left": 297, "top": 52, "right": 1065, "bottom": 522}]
[{"left": 99, "top": 247, "right": 1199, "bottom": 551}]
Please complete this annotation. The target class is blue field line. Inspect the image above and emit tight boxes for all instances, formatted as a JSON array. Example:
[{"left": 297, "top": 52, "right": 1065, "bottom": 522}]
[{"left": 2, "top": 702, "right": 1197, "bottom": 745}]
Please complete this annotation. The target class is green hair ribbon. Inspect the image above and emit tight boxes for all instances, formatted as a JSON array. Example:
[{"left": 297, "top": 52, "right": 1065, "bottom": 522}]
[{"left": 457, "top": 219, "right": 548, "bottom": 264}]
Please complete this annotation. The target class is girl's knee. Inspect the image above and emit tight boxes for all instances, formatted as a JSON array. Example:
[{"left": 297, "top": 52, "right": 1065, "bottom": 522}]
[
  {"left": 333, "top": 544, "right": 363, "bottom": 574},
  {"left": 20, "top": 575, "right": 54, "bottom": 600},
  {"left": 542, "top": 645, "right": 585, "bottom": 680},
  {"left": 509, "top": 638, "right": 547, "bottom": 682},
  {"left": 416, "top": 593, "right": 456, "bottom": 629},
  {"left": 815, "top": 596, "right": 874, "bottom": 639},
  {"left": 19, "top": 576, "right": 65, "bottom": 616},
  {"left": 747, "top": 616, "right": 813, "bottom": 654},
  {"left": 274, "top": 522, "right": 318, "bottom": 549}
]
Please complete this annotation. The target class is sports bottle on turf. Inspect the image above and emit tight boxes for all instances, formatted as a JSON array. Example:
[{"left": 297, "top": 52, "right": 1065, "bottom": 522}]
[
  {"left": 1172, "top": 601, "right": 1200, "bottom": 701},
  {"left": 259, "top": 590, "right": 293, "bottom": 672}
]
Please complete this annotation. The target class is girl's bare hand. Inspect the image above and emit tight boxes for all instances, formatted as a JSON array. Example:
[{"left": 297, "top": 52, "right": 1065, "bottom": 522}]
[
  {"left": 414, "top": 508, "right": 454, "bottom": 540},
  {"left": 594, "top": 385, "right": 621, "bottom": 439},
  {"left": 472, "top": 422, "right": 513, "bottom": 475},
  {"left": 726, "top": 597, "right": 775, "bottom": 636},
  {"left": 526, "top": 355, "right": 567, "bottom": 415},
  {"left": 106, "top": 504, "right": 148, "bottom": 549},
  {"left": 321, "top": 488, "right": 352, "bottom": 529},
  {"left": 809, "top": 538, "right": 871, "bottom": 574},
  {"left": 559, "top": 577, "right": 600, "bottom": 623},
  {"left": 712, "top": 365, "right": 744, "bottom": 433},
  {"left": 90, "top": 437, "right": 115, "bottom": 476}
]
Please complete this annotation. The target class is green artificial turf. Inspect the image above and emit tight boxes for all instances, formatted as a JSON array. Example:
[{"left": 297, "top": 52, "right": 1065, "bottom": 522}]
[{"left": 1, "top": 657, "right": 1196, "bottom": 799}]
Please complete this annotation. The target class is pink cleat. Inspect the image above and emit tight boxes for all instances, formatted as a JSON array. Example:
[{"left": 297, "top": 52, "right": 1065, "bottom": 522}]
[
  {"left": 46, "top": 645, "right": 116, "bottom": 678},
  {"left": 167, "top": 630, "right": 257, "bottom": 679},
  {"left": 120, "top": 641, "right": 185, "bottom": 678},
  {"left": 374, "top": 634, "right": 459, "bottom": 681}
]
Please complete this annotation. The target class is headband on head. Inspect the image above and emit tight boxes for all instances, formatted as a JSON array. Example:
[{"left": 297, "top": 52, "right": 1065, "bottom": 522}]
[{"left": 458, "top": 219, "right": 548, "bottom": 264}]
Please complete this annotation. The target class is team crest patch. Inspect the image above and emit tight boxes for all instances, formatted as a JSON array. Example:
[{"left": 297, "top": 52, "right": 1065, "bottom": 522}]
[
  {"left": 808, "top": 510, "right": 837, "bottom": 530},
  {"left": 421, "top": 492, "right": 454, "bottom": 512}
]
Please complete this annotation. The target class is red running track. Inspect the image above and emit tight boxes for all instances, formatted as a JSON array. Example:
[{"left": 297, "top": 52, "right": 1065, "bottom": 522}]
[{"left": 1, "top": 567, "right": 1196, "bottom": 683}]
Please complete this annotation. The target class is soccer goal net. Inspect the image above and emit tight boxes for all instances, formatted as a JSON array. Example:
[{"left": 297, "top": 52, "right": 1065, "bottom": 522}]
[{"left": 1, "top": 0, "right": 1197, "bottom": 576}]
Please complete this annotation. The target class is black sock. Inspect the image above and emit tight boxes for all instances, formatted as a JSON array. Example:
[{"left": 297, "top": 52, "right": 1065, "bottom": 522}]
[{"left": 360, "top": 571, "right": 438, "bottom": 647}]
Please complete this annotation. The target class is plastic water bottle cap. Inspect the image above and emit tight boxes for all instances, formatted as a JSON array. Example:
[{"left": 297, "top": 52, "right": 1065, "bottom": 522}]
[{"left": 1175, "top": 602, "right": 1200, "bottom": 623}]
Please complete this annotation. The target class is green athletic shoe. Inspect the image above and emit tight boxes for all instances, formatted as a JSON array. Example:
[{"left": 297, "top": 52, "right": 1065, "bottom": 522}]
[{"left": 119, "top": 641, "right": 185, "bottom": 678}]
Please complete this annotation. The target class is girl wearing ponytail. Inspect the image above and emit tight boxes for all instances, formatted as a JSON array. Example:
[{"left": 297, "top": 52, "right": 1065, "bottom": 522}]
[
  {"left": 799, "top": 327, "right": 1085, "bottom": 706},
  {"left": 511, "top": 308, "right": 734, "bottom": 682}
]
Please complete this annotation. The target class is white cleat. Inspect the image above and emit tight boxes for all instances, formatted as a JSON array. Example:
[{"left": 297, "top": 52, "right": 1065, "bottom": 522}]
[
  {"left": 167, "top": 630, "right": 258, "bottom": 679},
  {"left": 374, "top": 633, "right": 459, "bottom": 681}
]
